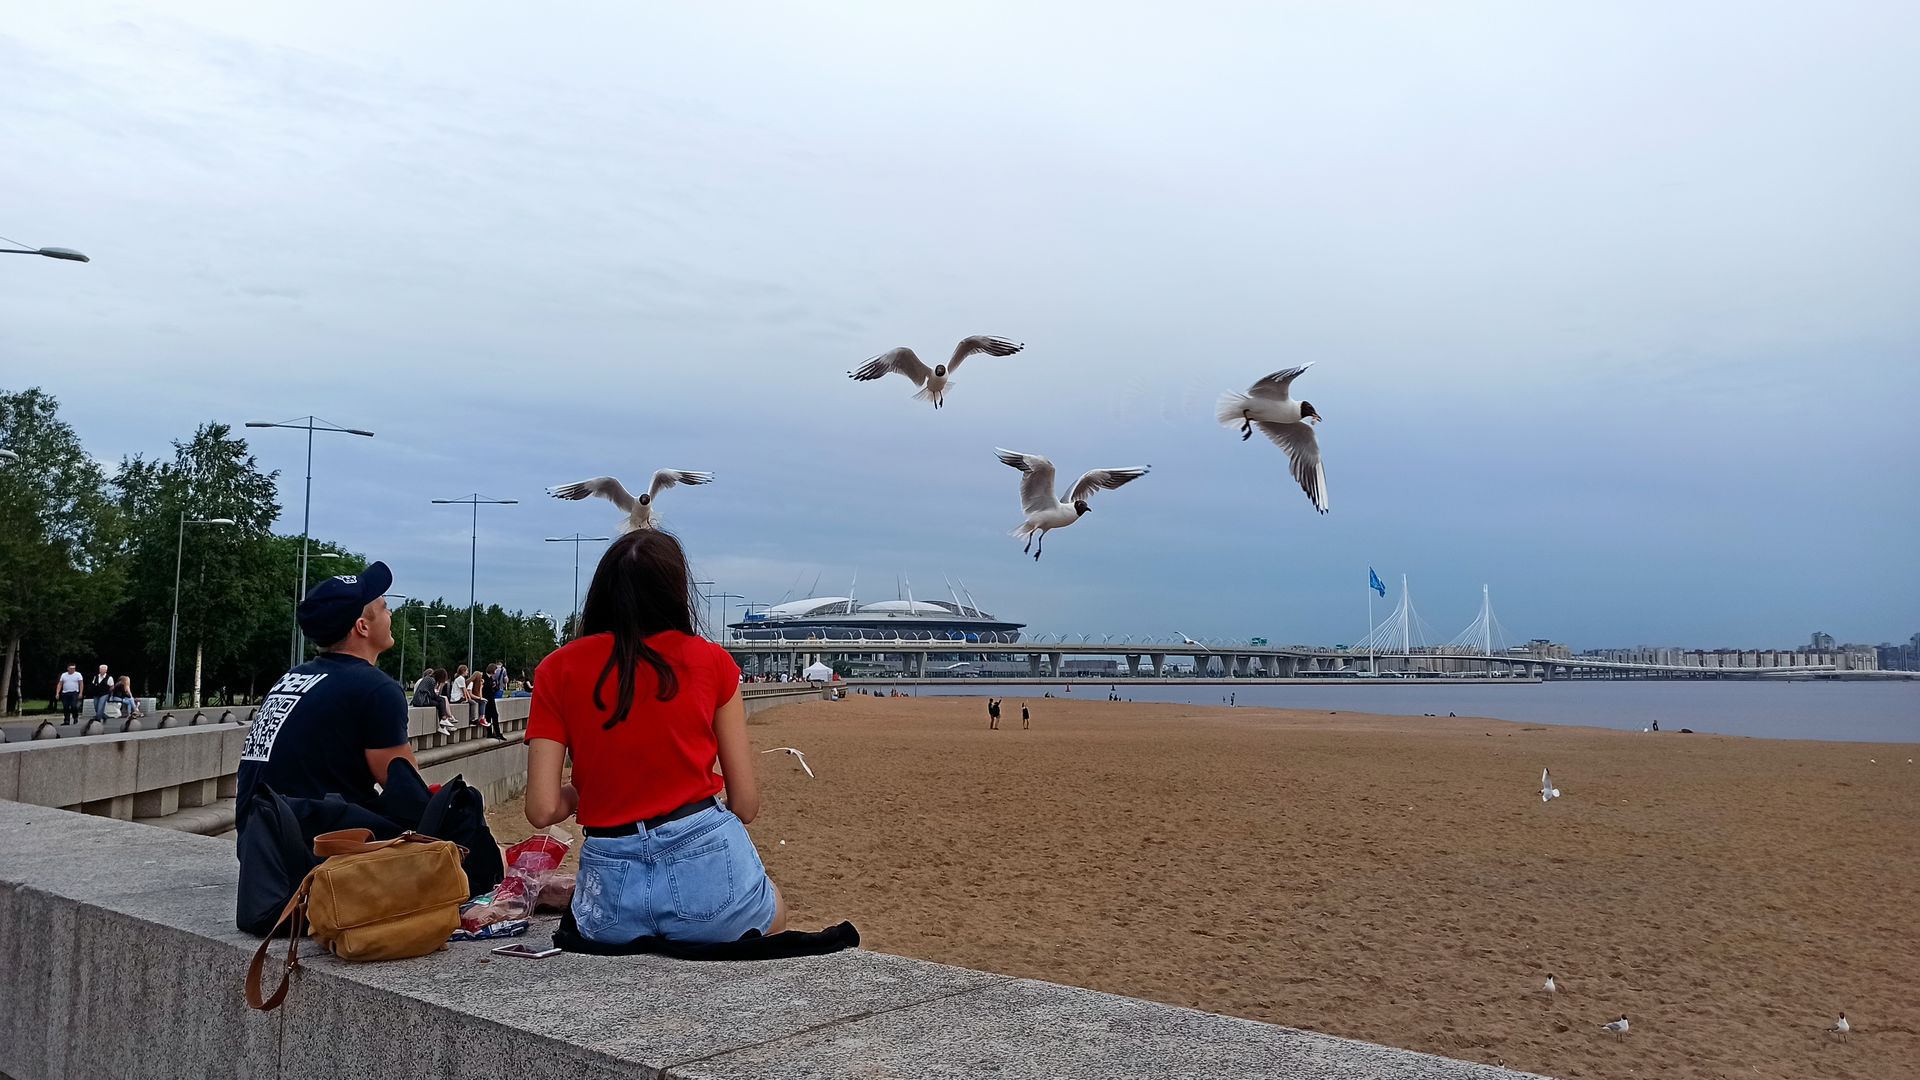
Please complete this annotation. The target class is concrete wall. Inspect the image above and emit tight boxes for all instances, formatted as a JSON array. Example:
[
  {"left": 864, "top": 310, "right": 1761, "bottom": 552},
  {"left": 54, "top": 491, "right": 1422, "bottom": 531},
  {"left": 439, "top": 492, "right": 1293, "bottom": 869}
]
[
  {"left": 0, "top": 800, "right": 1539, "bottom": 1080},
  {"left": 0, "top": 686, "right": 827, "bottom": 833}
]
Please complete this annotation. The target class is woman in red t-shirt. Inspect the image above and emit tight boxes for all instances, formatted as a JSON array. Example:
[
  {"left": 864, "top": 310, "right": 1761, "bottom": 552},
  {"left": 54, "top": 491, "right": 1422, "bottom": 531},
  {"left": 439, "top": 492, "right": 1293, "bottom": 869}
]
[{"left": 524, "top": 530, "right": 785, "bottom": 943}]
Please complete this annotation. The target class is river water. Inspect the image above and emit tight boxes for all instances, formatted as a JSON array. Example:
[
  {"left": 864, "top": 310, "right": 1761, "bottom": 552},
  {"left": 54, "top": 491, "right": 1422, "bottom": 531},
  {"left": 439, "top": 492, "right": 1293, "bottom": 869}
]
[{"left": 918, "top": 680, "right": 1920, "bottom": 743}]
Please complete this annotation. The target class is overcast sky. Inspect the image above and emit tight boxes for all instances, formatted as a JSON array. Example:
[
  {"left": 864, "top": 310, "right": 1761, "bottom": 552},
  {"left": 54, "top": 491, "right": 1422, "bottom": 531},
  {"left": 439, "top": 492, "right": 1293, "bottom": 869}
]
[{"left": 5, "top": 1, "right": 1916, "bottom": 650}]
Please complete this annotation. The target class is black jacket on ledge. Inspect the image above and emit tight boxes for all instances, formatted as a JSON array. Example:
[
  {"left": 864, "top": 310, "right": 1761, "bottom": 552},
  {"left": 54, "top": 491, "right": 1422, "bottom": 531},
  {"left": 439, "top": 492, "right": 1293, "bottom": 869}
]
[
  {"left": 551, "top": 908, "right": 859, "bottom": 961},
  {"left": 234, "top": 758, "right": 504, "bottom": 937}
]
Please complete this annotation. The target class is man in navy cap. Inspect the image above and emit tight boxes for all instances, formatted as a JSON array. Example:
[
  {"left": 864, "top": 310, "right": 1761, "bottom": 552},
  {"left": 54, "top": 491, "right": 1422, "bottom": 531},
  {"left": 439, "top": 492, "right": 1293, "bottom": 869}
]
[{"left": 235, "top": 561, "right": 418, "bottom": 830}]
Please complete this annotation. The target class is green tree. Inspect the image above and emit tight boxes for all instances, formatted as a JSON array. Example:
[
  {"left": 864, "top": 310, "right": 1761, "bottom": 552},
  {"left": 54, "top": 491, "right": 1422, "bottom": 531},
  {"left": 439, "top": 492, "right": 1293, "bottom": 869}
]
[
  {"left": 0, "top": 388, "right": 120, "bottom": 714},
  {"left": 109, "top": 423, "right": 285, "bottom": 706}
]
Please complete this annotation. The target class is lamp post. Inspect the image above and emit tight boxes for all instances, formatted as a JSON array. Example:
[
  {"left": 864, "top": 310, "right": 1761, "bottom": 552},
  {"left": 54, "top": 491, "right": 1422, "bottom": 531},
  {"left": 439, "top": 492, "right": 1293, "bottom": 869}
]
[
  {"left": 246, "top": 417, "right": 375, "bottom": 665},
  {"left": 384, "top": 594, "right": 408, "bottom": 682},
  {"left": 0, "top": 449, "right": 18, "bottom": 464},
  {"left": 167, "top": 514, "right": 236, "bottom": 708},
  {"left": 430, "top": 494, "right": 517, "bottom": 673},
  {"left": 712, "top": 593, "right": 745, "bottom": 642},
  {"left": 544, "top": 534, "right": 609, "bottom": 641},
  {"left": 287, "top": 551, "right": 342, "bottom": 662},
  {"left": 419, "top": 614, "right": 449, "bottom": 674},
  {"left": 692, "top": 580, "right": 715, "bottom": 635}
]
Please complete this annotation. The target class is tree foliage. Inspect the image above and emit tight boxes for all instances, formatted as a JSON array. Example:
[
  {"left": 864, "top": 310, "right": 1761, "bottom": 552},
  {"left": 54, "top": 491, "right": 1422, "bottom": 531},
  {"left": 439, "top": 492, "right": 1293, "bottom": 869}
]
[{"left": 2, "top": 391, "right": 560, "bottom": 710}]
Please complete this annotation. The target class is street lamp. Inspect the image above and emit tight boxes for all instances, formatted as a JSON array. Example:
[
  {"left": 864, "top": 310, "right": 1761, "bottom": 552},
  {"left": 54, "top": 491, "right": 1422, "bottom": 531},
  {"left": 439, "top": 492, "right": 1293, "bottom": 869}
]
[
  {"left": 419, "top": 613, "right": 450, "bottom": 674},
  {"left": 430, "top": 493, "right": 517, "bottom": 673},
  {"left": 167, "top": 515, "right": 236, "bottom": 708},
  {"left": 0, "top": 449, "right": 17, "bottom": 464},
  {"left": 0, "top": 237, "right": 89, "bottom": 262},
  {"left": 246, "top": 417, "right": 375, "bottom": 664},
  {"left": 544, "top": 534, "right": 609, "bottom": 641}
]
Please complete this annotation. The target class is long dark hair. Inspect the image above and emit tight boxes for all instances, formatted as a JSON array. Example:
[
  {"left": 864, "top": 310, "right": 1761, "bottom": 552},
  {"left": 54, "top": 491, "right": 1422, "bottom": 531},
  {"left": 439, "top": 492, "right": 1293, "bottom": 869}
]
[{"left": 579, "top": 529, "right": 698, "bottom": 729}]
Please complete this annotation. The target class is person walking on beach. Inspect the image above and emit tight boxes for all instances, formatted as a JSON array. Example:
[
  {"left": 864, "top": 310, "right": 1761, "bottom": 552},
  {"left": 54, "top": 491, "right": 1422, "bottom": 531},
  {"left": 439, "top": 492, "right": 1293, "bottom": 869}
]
[
  {"left": 524, "top": 529, "right": 785, "bottom": 944},
  {"left": 988, "top": 697, "right": 1000, "bottom": 730},
  {"left": 1021, "top": 703, "right": 1030, "bottom": 730},
  {"left": 55, "top": 664, "right": 84, "bottom": 725}
]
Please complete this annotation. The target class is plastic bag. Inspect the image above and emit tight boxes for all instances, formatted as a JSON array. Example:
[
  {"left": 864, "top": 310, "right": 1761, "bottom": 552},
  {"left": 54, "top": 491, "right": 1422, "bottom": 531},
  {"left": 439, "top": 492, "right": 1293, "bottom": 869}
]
[{"left": 491, "top": 831, "right": 573, "bottom": 919}]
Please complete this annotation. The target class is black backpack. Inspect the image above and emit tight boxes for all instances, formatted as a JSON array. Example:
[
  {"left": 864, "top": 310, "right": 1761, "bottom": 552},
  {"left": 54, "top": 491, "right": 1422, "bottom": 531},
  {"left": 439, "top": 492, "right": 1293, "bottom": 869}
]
[{"left": 234, "top": 760, "right": 504, "bottom": 937}]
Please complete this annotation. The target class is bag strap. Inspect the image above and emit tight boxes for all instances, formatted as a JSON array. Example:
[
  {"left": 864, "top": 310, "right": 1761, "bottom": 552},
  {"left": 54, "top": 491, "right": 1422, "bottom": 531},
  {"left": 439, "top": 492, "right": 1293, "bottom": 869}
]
[
  {"left": 312, "top": 828, "right": 467, "bottom": 858},
  {"left": 244, "top": 872, "right": 315, "bottom": 1011}
]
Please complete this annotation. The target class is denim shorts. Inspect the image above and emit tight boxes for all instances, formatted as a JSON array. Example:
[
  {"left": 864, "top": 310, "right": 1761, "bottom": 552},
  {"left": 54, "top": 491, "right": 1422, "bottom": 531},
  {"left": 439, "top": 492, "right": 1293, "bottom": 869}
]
[{"left": 572, "top": 803, "right": 777, "bottom": 944}]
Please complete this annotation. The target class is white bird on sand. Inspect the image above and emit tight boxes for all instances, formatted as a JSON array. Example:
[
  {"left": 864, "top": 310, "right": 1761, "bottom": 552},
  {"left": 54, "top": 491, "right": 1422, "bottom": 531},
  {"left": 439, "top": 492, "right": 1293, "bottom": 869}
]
[
  {"left": 548, "top": 470, "right": 714, "bottom": 533},
  {"left": 1216, "top": 363, "right": 1328, "bottom": 514},
  {"left": 761, "top": 747, "right": 814, "bottom": 778},
  {"left": 1543, "top": 974, "right": 1557, "bottom": 998},
  {"left": 847, "top": 336, "right": 1024, "bottom": 409},
  {"left": 1601, "top": 1015, "right": 1629, "bottom": 1034},
  {"left": 995, "top": 448, "right": 1150, "bottom": 560},
  {"left": 1829, "top": 1013, "right": 1849, "bottom": 1037},
  {"left": 1541, "top": 768, "right": 1561, "bottom": 803}
]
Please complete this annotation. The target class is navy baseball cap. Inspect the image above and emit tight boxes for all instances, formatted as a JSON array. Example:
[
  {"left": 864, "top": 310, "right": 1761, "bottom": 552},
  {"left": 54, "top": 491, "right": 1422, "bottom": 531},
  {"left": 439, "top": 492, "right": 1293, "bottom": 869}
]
[{"left": 296, "top": 561, "right": 394, "bottom": 646}]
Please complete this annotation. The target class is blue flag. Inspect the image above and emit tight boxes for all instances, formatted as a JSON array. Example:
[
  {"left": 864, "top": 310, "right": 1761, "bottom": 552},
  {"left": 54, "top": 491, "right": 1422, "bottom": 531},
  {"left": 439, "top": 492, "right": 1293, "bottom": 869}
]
[{"left": 1369, "top": 568, "right": 1386, "bottom": 597}]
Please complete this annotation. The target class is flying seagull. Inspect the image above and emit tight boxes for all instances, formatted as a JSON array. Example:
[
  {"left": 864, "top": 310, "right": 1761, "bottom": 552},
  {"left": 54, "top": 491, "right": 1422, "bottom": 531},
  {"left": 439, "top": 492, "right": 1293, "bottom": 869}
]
[
  {"left": 995, "top": 448, "right": 1149, "bottom": 560},
  {"left": 761, "top": 747, "right": 814, "bottom": 778},
  {"left": 1541, "top": 768, "right": 1561, "bottom": 803},
  {"left": 848, "top": 336, "right": 1024, "bottom": 408},
  {"left": 1216, "top": 363, "right": 1328, "bottom": 513},
  {"left": 1601, "top": 1015, "right": 1629, "bottom": 1034},
  {"left": 548, "top": 470, "right": 714, "bottom": 533}
]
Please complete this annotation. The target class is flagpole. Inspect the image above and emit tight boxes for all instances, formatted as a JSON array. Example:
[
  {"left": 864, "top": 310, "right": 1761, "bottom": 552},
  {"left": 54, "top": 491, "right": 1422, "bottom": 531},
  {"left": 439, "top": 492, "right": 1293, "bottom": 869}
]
[{"left": 1367, "top": 586, "right": 1374, "bottom": 675}]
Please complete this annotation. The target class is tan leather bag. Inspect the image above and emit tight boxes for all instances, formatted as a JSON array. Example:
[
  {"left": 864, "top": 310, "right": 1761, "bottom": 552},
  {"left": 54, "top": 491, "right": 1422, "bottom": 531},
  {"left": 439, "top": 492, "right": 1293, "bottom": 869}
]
[{"left": 245, "top": 828, "right": 470, "bottom": 1011}]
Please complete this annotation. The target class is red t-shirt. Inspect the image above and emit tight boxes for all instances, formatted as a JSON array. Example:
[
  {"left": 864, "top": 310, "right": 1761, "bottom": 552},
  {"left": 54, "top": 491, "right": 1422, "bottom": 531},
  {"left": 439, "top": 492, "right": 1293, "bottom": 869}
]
[{"left": 526, "top": 630, "right": 741, "bottom": 828}]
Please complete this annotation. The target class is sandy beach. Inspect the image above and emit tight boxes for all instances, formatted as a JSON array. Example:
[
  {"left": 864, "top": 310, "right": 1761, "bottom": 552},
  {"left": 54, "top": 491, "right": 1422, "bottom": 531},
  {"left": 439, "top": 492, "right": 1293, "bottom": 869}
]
[{"left": 492, "top": 694, "right": 1919, "bottom": 1079}]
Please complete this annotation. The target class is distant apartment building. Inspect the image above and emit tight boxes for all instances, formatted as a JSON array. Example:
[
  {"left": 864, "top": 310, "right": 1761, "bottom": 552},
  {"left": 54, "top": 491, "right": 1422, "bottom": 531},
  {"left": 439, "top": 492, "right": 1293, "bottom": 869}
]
[
  {"left": 1874, "top": 634, "right": 1920, "bottom": 671},
  {"left": 1810, "top": 630, "right": 1836, "bottom": 651},
  {"left": 1526, "top": 639, "right": 1572, "bottom": 660},
  {"left": 1578, "top": 642, "right": 1880, "bottom": 671}
]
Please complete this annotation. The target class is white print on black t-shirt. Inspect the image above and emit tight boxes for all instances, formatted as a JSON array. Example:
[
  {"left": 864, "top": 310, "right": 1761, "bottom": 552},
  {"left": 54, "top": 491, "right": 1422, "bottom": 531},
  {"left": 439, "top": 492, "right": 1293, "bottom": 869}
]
[{"left": 239, "top": 671, "right": 330, "bottom": 762}]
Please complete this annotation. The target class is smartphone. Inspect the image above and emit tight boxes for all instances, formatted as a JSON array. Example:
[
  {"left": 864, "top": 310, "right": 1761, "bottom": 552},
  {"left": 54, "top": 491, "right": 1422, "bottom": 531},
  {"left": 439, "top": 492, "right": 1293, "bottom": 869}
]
[{"left": 491, "top": 942, "right": 562, "bottom": 959}]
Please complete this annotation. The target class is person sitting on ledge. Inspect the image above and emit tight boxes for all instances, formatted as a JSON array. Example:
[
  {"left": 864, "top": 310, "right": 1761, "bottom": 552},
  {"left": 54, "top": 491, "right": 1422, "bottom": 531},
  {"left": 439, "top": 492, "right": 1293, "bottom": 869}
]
[
  {"left": 235, "top": 561, "right": 418, "bottom": 833},
  {"left": 524, "top": 529, "right": 787, "bottom": 944}
]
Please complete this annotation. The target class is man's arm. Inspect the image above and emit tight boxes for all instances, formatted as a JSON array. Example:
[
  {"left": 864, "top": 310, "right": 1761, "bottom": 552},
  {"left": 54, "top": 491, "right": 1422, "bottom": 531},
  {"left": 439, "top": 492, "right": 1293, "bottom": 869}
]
[{"left": 362, "top": 679, "right": 418, "bottom": 785}]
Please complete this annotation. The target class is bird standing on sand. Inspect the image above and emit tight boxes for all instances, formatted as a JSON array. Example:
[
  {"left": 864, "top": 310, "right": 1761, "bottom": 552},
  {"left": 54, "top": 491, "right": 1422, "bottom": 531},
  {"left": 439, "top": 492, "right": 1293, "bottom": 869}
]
[
  {"left": 848, "top": 336, "right": 1024, "bottom": 409},
  {"left": 1541, "top": 768, "right": 1561, "bottom": 803},
  {"left": 1216, "top": 363, "right": 1328, "bottom": 514},
  {"left": 761, "top": 747, "right": 814, "bottom": 778},
  {"left": 1830, "top": 1013, "right": 1850, "bottom": 1037},
  {"left": 548, "top": 470, "right": 714, "bottom": 534},
  {"left": 995, "top": 448, "right": 1149, "bottom": 560},
  {"left": 1602, "top": 1015, "right": 1630, "bottom": 1034},
  {"left": 1543, "top": 974, "right": 1557, "bottom": 999}
]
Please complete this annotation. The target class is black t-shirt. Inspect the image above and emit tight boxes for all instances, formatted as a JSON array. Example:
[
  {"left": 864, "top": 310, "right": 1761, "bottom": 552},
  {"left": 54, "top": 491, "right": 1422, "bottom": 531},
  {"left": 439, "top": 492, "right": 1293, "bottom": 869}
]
[{"left": 236, "top": 653, "right": 411, "bottom": 828}]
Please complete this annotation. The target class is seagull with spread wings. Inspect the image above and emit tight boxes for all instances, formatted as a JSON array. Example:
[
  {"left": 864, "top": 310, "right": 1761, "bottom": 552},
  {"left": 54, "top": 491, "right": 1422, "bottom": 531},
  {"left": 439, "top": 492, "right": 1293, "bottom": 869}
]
[
  {"left": 847, "top": 335, "right": 1024, "bottom": 408},
  {"left": 1216, "top": 363, "right": 1329, "bottom": 514},
  {"left": 761, "top": 747, "right": 815, "bottom": 778},
  {"left": 994, "top": 448, "right": 1149, "bottom": 560},
  {"left": 547, "top": 469, "right": 714, "bottom": 533}
]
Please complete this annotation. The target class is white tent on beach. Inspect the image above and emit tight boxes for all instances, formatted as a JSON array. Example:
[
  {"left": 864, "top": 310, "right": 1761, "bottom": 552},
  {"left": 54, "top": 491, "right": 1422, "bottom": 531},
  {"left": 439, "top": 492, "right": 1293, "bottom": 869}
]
[{"left": 802, "top": 661, "right": 835, "bottom": 683}]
